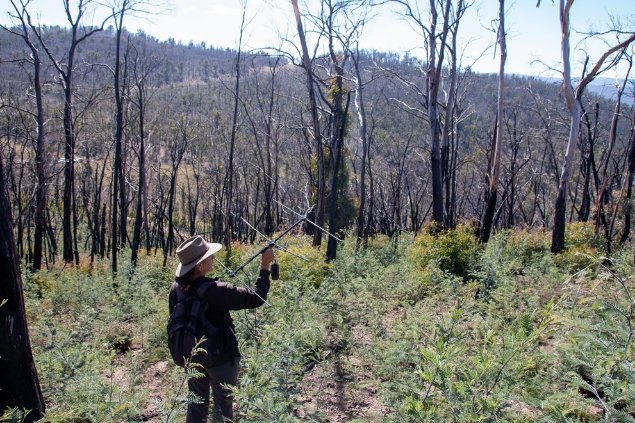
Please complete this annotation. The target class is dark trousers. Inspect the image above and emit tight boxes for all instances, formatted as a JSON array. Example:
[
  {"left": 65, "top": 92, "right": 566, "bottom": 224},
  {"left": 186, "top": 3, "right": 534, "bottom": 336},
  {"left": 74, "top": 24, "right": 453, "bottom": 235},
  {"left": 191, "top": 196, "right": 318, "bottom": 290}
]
[{"left": 186, "top": 358, "right": 240, "bottom": 422}]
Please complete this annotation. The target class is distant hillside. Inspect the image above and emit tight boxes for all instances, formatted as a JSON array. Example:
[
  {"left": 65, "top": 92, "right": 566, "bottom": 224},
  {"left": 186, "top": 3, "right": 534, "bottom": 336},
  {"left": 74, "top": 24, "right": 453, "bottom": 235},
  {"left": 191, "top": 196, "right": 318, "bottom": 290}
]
[
  {"left": 2, "top": 24, "right": 624, "bottom": 114},
  {"left": 1, "top": 24, "right": 630, "bottom": 243},
  {"left": 537, "top": 75, "right": 634, "bottom": 104}
]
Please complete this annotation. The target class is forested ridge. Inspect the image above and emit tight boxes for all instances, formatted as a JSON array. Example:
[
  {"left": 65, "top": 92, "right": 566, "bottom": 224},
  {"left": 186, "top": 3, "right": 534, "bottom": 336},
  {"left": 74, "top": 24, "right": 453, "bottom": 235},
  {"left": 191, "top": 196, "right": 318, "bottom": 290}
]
[
  {"left": 1, "top": 24, "right": 631, "bottom": 267},
  {"left": 1, "top": 0, "right": 635, "bottom": 421}
]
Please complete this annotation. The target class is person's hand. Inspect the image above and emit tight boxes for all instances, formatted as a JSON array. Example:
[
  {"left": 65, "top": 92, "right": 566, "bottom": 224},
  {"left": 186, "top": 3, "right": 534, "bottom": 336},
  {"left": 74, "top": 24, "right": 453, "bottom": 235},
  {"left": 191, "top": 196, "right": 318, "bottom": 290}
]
[{"left": 260, "top": 246, "right": 274, "bottom": 270}]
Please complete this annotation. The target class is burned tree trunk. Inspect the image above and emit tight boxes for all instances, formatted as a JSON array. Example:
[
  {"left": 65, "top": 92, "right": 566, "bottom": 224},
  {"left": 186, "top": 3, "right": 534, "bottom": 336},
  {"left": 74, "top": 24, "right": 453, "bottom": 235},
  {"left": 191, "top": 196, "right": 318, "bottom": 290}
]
[
  {"left": 0, "top": 155, "right": 45, "bottom": 422},
  {"left": 550, "top": 0, "right": 635, "bottom": 253},
  {"left": 1, "top": 1, "right": 49, "bottom": 271},
  {"left": 479, "top": 0, "right": 506, "bottom": 243},
  {"left": 620, "top": 109, "right": 635, "bottom": 245}
]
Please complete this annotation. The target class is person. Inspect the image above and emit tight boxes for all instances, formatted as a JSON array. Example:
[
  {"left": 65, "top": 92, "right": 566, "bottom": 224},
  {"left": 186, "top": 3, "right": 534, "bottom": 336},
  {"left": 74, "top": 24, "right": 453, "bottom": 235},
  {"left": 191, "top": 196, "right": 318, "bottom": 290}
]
[{"left": 169, "top": 235, "right": 274, "bottom": 422}]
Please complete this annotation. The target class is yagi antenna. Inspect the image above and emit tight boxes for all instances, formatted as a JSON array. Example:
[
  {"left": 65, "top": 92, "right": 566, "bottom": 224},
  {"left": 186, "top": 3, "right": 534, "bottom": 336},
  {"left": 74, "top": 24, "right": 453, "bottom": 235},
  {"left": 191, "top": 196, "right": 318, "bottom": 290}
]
[{"left": 274, "top": 200, "right": 343, "bottom": 243}]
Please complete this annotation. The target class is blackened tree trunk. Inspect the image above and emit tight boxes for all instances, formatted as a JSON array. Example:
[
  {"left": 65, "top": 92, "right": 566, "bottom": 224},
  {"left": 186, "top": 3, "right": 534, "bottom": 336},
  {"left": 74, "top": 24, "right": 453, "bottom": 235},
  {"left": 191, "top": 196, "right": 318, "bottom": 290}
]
[
  {"left": 223, "top": 2, "right": 247, "bottom": 254},
  {"left": 31, "top": 0, "right": 104, "bottom": 265},
  {"left": 620, "top": 109, "right": 635, "bottom": 245},
  {"left": 394, "top": 0, "right": 465, "bottom": 227},
  {"left": 118, "top": 44, "right": 130, "bottom": 251},
  {"left": 479, "top": 0, "right": 506, "bottom": 243},
  {"left": 352, "top": 45, "right": 370, "bottom": 250},
  {"left": 594, "top": 64, "right": 631, "bottom": 251},
  {"left": 162, "top": 120, "right": 188, "bottom": 267},
  {"left": 441, "top": 0, "right": 465, "bottom": 229},
  {"left": 428, "top": 0, "right": 451, "bottom": 226},
  {"left": 1, "top": 1, "right": 48, "bottom": 271},
  {"left": 551, "top": 0, "right": 635, "bottom": 253},
  {"left": 325, "top": 91, "right": 351, "bottom": 261},
  {"left": 324, "top": 8, "right": 351, "bottom": 261},
  {"left": 131, "top": 83, "right": 146, "bottom": 267},
  {"left": 577, "top": 103, "right": 599, "bottom": 222},
  {"left": 111, "top": 0, "right": 128, "bottom": 274},
  {"left": 0, "top": 155, "right": 45, "bottom": 422},
  {"left": 130, "top": 43, "right": 156, "bottom": 268},
  {"left": 31, "top": 40, "right": 46, "bottom": 272}
]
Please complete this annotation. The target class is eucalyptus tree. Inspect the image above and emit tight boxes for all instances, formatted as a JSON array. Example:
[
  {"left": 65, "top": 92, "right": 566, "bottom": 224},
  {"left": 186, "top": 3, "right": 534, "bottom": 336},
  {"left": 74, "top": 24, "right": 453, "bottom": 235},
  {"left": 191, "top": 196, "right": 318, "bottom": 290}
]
[
  {"left": 27, "top": 0, "right": 109, "bottom": 265},
  {"left": 620, "top": 106, "right": 635, "bottom": 245},
  {"left": 593, "top": 60, "right": 632, "bottom": 254},
  {"left": 0, "top": 154, "right": 45, "bottom": 422},
  {"left": 479, "top": 0, "right": 506, "bottom": 243},
  {"left": 110, "top": 0, "right": 128, "bottom": 274},
  {"left": 290, "top": 0, "right": 327, "bottom": 247},
  {"left": 106, "top": 0, "right": 154, "bottom": 273},
  {"left": 576, "top": 101, "right": 600, "bottom": 222},
  {"left": 549, "top": 0, "right": 635, "bottom": 253},
  {"left": 391, "top": 0, "right": 469, "bottom": 227},
  {"left": 289, "top": 0, "right": 369, "bottom": 259},
  {"left": 1, "top": 0, "right": 49, "bottom": 271},
  {"left": 129, "top": 39, "right": 159, "bottom": 268},
  {"left": 351, "top": 43, "right": 376, "bottom": 249},
  {"left": 240, "top": 54, "right": 284, "bottom": 237},
  {"left": 319, "top": 0, "right": 369, "bottom": 259},
  {"left": 223, "top": 0, "right": 248, "bottom": 254},
  {"left": 440, "top": 0, "right": 465, "bottom": 229}
]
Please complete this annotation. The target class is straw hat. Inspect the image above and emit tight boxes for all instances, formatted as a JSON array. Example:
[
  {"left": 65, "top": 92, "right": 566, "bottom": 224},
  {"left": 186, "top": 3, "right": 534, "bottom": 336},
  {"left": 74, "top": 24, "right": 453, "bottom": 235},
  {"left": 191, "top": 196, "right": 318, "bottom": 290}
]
[{"left": 175, "top": 235, "right": 222, "bottom": 277}]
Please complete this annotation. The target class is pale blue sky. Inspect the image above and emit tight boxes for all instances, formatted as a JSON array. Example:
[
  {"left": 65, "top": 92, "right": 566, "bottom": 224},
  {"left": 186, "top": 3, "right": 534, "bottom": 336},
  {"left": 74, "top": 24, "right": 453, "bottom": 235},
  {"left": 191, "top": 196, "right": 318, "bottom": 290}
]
[{"left": 2, "top": 0, "right": 634, "bottom": 78}]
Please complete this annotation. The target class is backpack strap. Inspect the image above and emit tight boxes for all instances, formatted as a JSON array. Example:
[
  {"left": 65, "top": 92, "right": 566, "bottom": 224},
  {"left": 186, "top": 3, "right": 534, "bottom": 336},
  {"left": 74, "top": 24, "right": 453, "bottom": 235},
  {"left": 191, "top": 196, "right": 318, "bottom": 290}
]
[
  {"left": 174, "top": 284, "right": 186, "bottom": 302},
  {"left": 194, "top": 280, "right": 211, "bottom": 299},
  {"left": 174, "top": 278, "right": 213, "bottom": 303}
]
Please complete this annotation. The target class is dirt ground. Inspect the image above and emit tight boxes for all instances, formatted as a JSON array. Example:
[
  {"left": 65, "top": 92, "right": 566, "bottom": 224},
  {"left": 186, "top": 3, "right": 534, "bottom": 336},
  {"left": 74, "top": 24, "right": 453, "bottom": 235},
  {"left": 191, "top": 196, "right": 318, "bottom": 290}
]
[
  {"left": 294, "top": 324, "right": 387, "bottom": 422},
  {"left": 108, "top": 319, "right": 388, "bottom": 422}
]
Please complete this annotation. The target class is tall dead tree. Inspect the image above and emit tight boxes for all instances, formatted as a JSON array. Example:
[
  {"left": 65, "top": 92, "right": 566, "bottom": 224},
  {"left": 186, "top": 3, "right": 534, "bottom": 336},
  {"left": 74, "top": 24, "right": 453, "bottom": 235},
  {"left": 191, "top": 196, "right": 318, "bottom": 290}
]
[
  {"left": 322, "top": 0, "right": 363, "bottom": 260},
  {"left": 162, "top": 113, "right": 189, "bottom": 267},
  {"left": 427, "top": 0, "right": 451, "bottom": 226},
  {"left": 0, "top": 154, "right": 45, "bottom": 422},
  {"left": 393, "top": 0, "right": 467, "bottom": 227},
  {"left": 550, "top": 0, "right": 635, "bottom": 253},
  {"left": 129, "top": 42, "right": 157, "bottom": 268},
  {"left": 479, "top": 0, "right": 506, "bottom": 243},
  {"left": 223, "top": 1, "right": 247, "bottom": 254},
  {"left": 577, "top": 102, "right": 599, "bottom": 222},
  {"left": 30, "top": 0, "right": 106, "bottom": 265},
  {"left": 111, "top": 0, "right": 129, "bottom": 274},
  {"left": 291, "top": 0, "right": 326, "bottom": 247},
  {"left": 242, "top": 55, "right": 282, "bottom": 237},
  {"left": 594, "top": 61, "right": 632, "bottom": 254},
  {"left": 352, "top": 43, "right": 371, "bottom": 250},
  {"left": 1, "top": 1, "right": 48, "bottom": 271},
  {"left": 620, "top": 108, "right": 635, "bottom": 245}
]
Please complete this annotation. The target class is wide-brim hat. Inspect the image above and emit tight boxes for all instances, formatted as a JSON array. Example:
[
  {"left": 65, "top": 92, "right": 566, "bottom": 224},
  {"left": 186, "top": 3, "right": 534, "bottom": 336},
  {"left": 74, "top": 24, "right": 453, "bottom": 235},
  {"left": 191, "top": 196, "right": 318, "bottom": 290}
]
[{"left": 175, "top": 235, "right": 222, "bottom": 277}]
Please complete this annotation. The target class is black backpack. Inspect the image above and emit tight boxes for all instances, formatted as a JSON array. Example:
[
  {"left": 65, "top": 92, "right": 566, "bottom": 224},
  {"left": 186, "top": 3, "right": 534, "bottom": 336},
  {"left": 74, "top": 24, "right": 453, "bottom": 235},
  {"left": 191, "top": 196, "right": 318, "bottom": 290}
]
[{"left": 167, "top": 281, "right": 225, "bottom": 368}]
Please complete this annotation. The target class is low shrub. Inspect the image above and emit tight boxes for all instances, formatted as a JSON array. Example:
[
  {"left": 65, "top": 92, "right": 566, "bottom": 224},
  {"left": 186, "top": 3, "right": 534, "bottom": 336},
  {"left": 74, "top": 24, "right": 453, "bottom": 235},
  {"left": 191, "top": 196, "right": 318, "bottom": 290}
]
[
  {"left": 104, "top": 321, "right": 134, "bottom": 353},
  {"left": 274, "top": 235, "right": 333, "bottom": 289},
  {"left": 408, "top": 222, "right": 479, "bottom": 280},
  {"left": 565, "top": 221, "right": 605, "bottom": 249},
  {"left": 505, "top": 228, "right": 551, "bottom": 267}
]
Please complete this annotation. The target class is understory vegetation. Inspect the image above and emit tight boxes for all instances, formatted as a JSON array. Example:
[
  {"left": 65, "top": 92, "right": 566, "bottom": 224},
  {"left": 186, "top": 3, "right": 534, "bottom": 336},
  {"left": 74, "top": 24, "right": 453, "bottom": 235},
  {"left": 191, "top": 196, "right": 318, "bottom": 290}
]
[{"left": 16, "top": 224, "right": 635, "bottom": 422}]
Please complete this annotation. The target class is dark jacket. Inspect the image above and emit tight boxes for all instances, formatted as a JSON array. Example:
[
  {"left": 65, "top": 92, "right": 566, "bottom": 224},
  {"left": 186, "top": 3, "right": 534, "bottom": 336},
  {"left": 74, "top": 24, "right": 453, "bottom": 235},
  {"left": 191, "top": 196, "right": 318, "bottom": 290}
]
[{"left": 168, "top": 269, "right": 270, "bottom": 365}]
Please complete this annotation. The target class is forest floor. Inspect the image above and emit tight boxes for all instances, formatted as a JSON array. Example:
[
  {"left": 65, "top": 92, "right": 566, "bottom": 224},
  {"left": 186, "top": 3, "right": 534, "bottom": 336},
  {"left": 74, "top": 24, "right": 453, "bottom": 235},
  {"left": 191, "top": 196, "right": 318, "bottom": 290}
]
[
  {"left": 19, "top": 225, "right": 635, "bottom": 422},
  {"left": 294, "top": 325, "right": 388, "bottom": 422}
]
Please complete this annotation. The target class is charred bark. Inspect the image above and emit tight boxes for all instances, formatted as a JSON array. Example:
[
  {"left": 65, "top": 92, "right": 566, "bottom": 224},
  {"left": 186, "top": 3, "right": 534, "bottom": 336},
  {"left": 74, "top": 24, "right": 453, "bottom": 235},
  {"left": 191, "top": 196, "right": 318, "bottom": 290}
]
[{"left": 0, "top": 155, "right": 45, "bottom": 421}]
